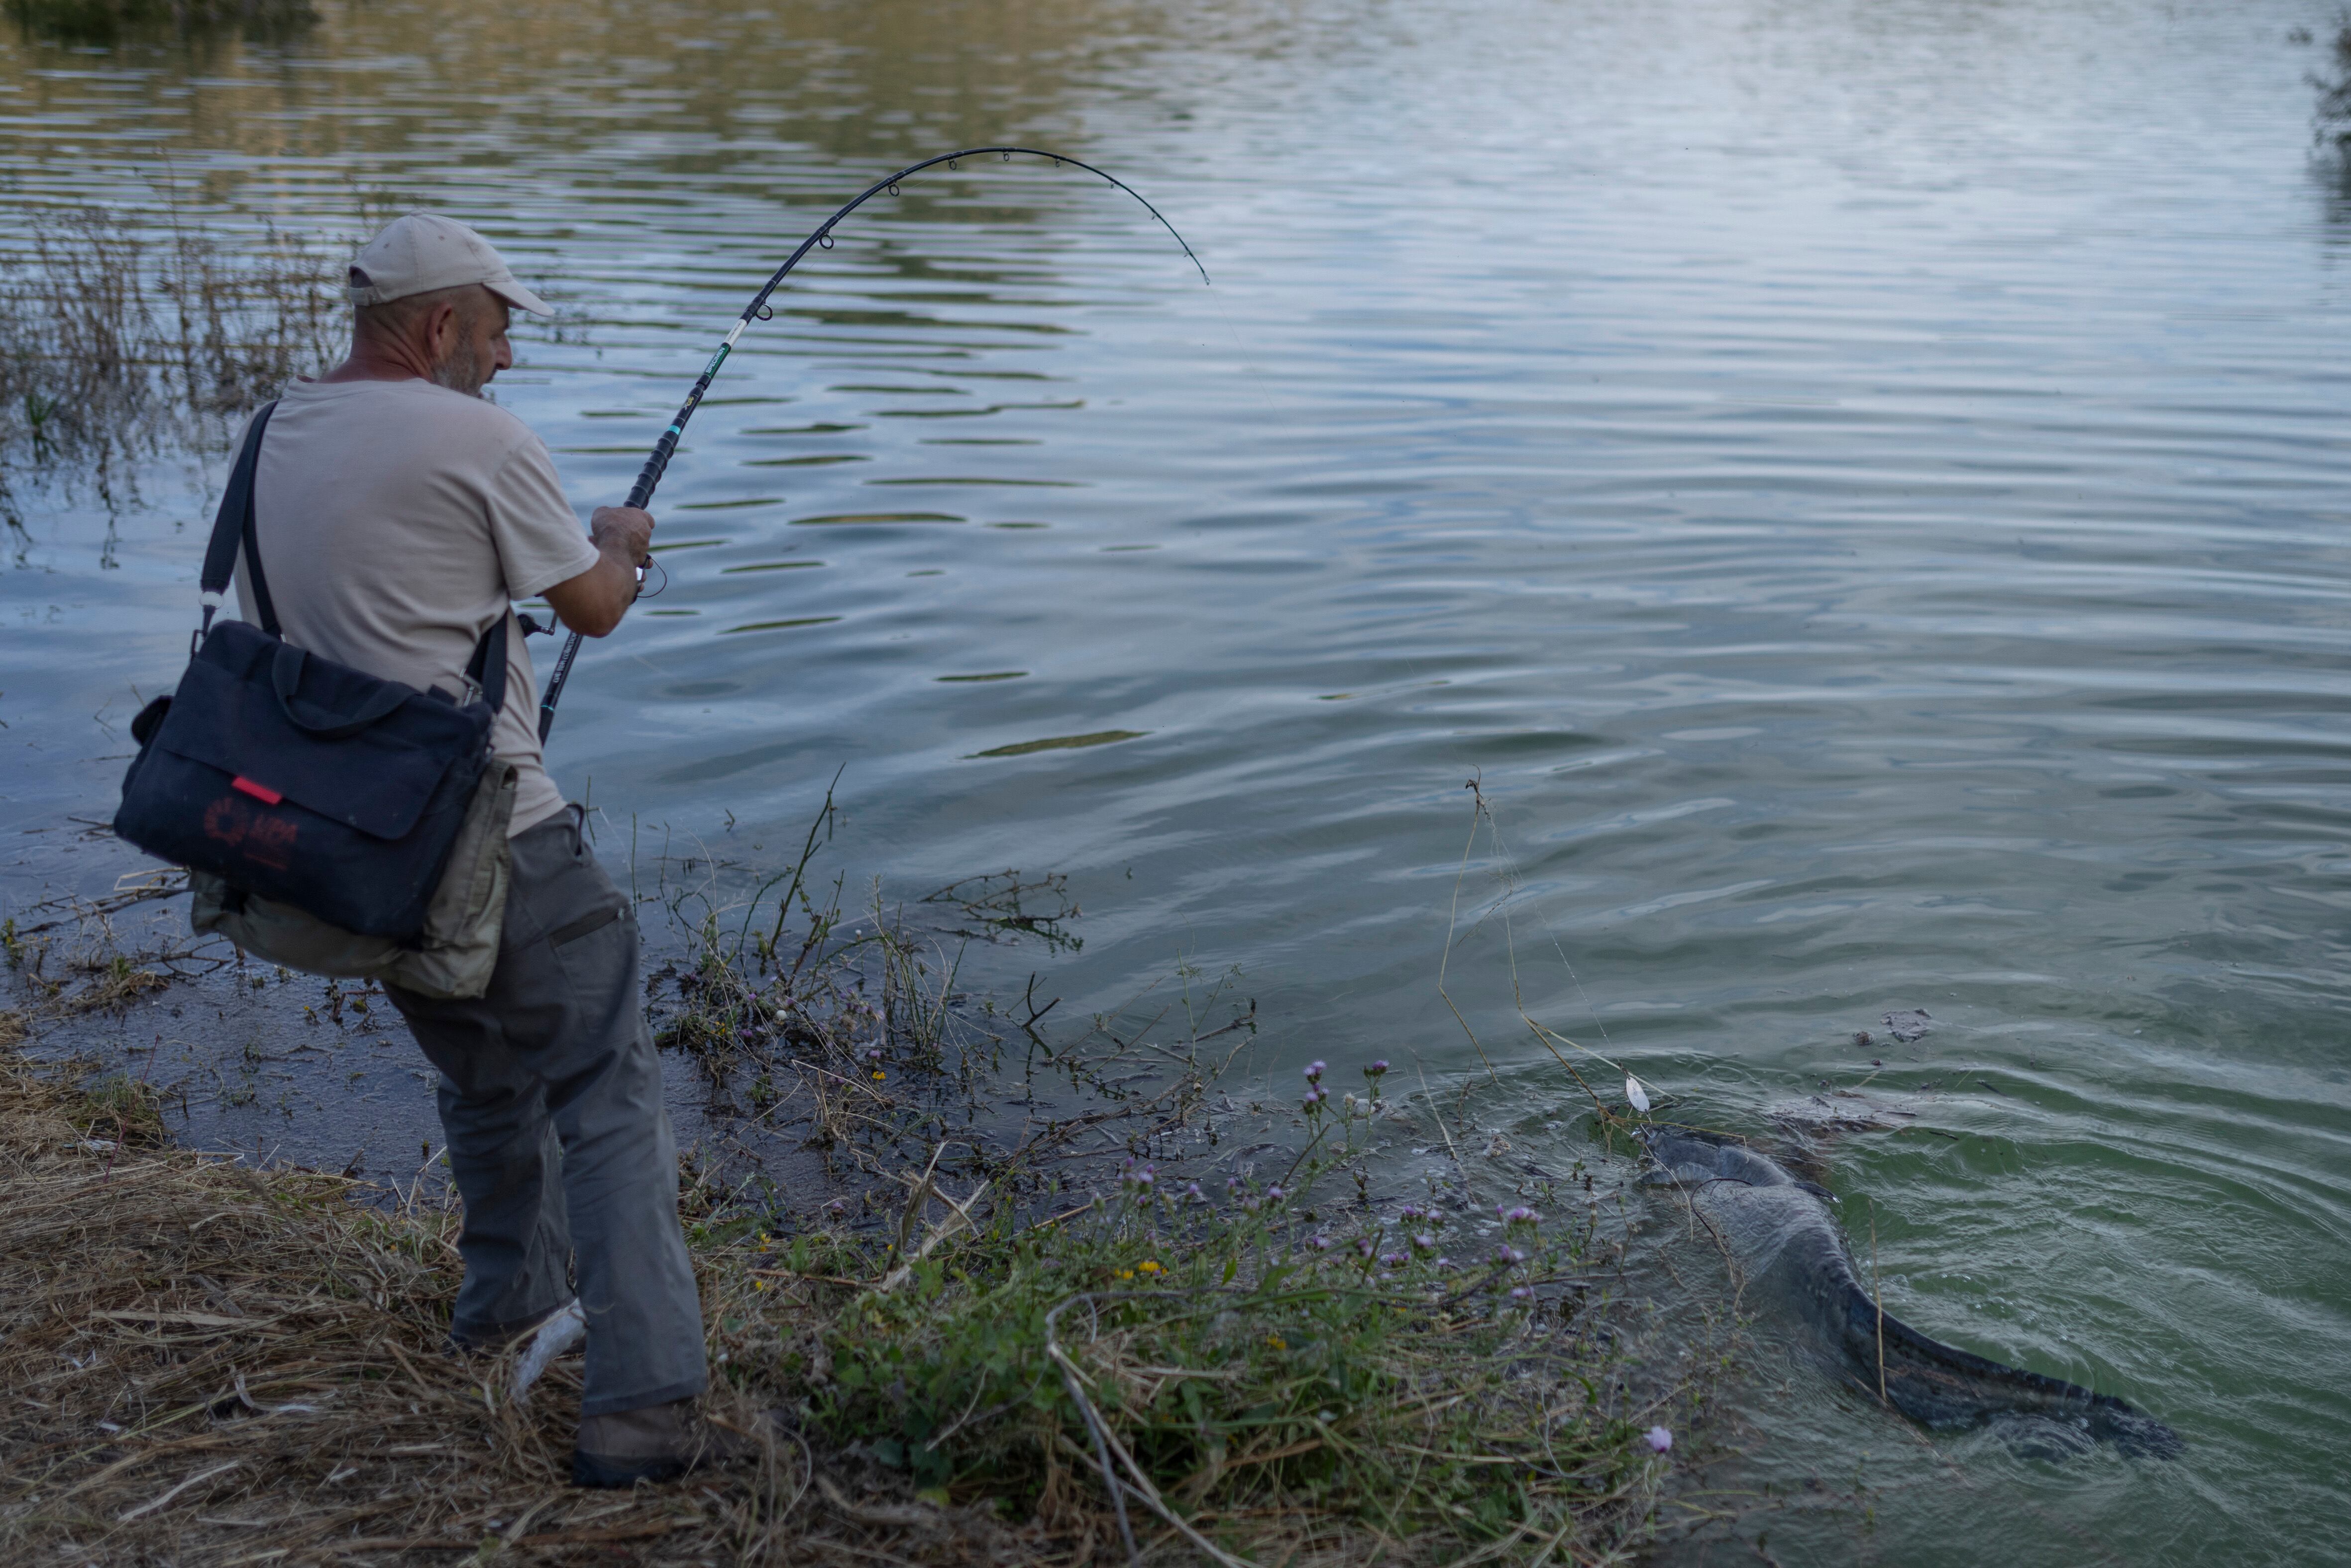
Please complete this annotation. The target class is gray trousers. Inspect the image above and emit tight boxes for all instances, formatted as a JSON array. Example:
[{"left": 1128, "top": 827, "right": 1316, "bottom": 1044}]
[{"left": 386, "top": 814, "right": 707, "bottom": 1417}]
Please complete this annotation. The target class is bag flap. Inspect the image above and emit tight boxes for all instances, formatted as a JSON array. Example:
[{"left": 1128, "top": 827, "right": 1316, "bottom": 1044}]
[{"left": 156, "top": 623, "right": 488, "bottom": 841}]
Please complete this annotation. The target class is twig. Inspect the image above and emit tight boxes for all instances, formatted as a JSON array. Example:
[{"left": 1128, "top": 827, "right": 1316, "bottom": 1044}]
[
  {"left": 1871, "top": 1209, "right": 1888, "bottom": 1405},
  {"left": 1043, "top": 1295, "right": 1261, "bottom": 1568},
  {"left": 118, "top": 1458, "right": 239, "bottom": 1522},
  {"left": 876, "top": 1178, "right": 989, "bottom": 1295}
]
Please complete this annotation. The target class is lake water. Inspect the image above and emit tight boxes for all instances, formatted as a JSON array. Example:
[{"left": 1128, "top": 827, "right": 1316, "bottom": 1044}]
[{"left": 4, "top": 0, "right": 2349, "bottom": 1561}]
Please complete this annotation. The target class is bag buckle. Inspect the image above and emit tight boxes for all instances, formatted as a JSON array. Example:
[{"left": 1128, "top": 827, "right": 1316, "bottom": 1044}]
[{"left": 193, "top": 592, "right": 221, "bottom": 656}]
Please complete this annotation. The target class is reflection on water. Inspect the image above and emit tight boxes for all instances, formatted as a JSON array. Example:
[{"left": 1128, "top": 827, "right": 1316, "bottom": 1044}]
[{"left": 5, "top": 0, "right": 2351, "bottom": 1563}]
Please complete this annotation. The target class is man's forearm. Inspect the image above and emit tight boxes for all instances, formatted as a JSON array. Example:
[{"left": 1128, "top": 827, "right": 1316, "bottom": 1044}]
[{"left": 544, "top": 505, "right": 654, "bottom": 636}]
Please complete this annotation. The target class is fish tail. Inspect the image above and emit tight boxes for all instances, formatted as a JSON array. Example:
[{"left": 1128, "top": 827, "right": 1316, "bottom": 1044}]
[{"left": 1838, "top": 1286, "right": 2182, "bottom": 1459}]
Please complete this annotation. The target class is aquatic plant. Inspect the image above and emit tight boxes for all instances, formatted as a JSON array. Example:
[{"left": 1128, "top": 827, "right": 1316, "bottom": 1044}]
[
  {"left": 0, "top": 204, "right": 344, "bottom": 519},
  {"left": 2304, "top": 11, "right": 2351, "bottom": 152}
]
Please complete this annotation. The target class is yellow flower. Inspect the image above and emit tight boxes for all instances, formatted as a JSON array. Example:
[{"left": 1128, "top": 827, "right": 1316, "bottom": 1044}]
[
  {"left": 1116, "top": 1268, "right": 1135, "bottom": 1280},
  {"left": 871, "top": 1070, "right": 886, "bottom": 1081},
  {"left": 1138, "top": 1260, "right": 1163, "bottom": 1274},
  {"left": 1265, "top": 1336, "right": 1286, "bottom": 1351}
]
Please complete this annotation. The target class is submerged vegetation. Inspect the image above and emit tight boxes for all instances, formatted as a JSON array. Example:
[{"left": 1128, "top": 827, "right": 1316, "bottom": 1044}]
[
  {"left": 2303, "top": 11, "right": 2351, "bottom": 154},
  {"left": 0, "top": 795, "right": 1708, "bottom": 1564},
  {"left": 0, "top": 204, "right": 343, "bottom": 522}
]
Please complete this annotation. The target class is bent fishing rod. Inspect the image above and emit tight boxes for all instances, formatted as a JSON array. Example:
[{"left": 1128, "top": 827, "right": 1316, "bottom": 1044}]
[{"left": 536, "top": 146, "right": 1207, "bottom": 741}]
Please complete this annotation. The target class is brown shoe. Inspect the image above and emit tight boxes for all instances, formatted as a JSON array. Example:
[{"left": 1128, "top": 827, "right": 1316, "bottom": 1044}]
[{"left": 571, "top": 1398, "right": 771, "bottom": 1488}]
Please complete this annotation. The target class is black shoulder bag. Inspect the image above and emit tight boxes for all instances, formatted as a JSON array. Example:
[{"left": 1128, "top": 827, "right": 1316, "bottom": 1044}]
[{"left": 114, "top": 402, "right": 509, "bottom": 943}]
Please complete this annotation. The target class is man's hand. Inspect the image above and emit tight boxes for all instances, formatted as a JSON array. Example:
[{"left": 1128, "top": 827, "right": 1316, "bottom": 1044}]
[
  {"left": 543, "top": 505, "right": 655, "bottom": 637},
  {"left": 590, "top": 504, "right": 654, "bottom": 566}
]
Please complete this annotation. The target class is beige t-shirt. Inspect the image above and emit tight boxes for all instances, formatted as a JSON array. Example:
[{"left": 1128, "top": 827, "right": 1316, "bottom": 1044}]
[{"left": 229, "top": 377, "right": 600, "bottom": 838}]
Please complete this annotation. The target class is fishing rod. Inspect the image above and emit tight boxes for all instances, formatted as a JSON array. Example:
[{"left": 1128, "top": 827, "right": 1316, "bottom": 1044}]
[{"left": 536, "top": 146, "right": 1208, "bottom": 741}]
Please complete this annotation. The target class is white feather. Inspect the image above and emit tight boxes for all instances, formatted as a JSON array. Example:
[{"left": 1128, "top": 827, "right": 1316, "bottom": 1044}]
[
  {"left": 509, "top": 1300, "right": 587, "bottom": 1403},
  {"left": 1625, "top": 1075, "right": 1651, "bottom": 1114}
]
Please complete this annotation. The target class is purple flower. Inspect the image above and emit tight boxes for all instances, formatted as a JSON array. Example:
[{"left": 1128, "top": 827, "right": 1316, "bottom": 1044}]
[
  {"left": 1381, "top": 1251, "right": 1408, "bottom": 1268},
  {"left": 1267, "top": 1186, "right": 1286, "bottom": 1202},
  {"left": 1508, "top": 1285, "right": 1533, "bottom": 1301},
  {"left": 1398, "top": 1203, "right": 1424, "bottom": 1222},
  {"left": 1307, "top": 1235, "right": 1332, "bottom": 1252},
  {"left": 1302, "top": 1060, "right": 1326, "bottom": 1084},
  {"left": 1356, "top": 1237, "right": 1376, "bottom": 1258},
  {"left": 1494, "top": 1244, "right": 1527, "bottom": 1265},
  {"left": 1185, "top": 1182, "right": 1204, "bottom": 1202},
  {"left": 1434, "top": 1256, "right": 1453, "bottom": 1269},
  {"left": 1502, "top": 1206, "right": 1540, "bottom": 1226},
  {"left": 1413, "top": 1232, "right": 1436, "bottom": 1251},
  {"left": 1365, "top": 1060, "right": 1389, "bottom": 1076},
  {"left": 1645, "top": 1426, "right": 1673, "bottom": 1454}
]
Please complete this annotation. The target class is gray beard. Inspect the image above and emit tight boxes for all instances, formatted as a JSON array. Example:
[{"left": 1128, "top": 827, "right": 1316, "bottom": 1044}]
[{"left": 429, "top": 342, "right": 488, "bottom": 398}]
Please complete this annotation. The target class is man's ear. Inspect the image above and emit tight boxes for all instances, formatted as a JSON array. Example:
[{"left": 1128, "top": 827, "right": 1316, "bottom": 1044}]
[{"left": 423, "top": 298, "right": 460, "bottom": 358}]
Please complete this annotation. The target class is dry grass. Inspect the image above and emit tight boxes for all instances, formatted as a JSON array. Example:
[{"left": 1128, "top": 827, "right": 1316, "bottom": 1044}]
[
  {"left": 3, "top": 871, "right": 227, "bottom": 1024},
  {"left": 0, "top": 203, "right": 345, "bottom": 520},
  {"left": 0, "top": 1048, "right": 1057, "bottom": 1567}
]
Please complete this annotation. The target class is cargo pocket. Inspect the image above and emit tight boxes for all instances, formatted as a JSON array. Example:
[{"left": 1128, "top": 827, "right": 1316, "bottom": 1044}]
[
  {"left": 550, "top": 900, "right": 640, "bottom": 1025},
  {"left": 547, "top": 903, "right": 622, "bottom": 950}
]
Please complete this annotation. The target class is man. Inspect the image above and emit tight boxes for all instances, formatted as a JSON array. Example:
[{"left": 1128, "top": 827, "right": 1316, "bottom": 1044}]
[{"left": 231, "top": 212, "right": 734, "bottom": 1486}]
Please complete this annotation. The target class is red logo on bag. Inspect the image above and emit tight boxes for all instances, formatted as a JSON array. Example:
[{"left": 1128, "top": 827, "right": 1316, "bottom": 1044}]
[{"left": 203, "top": 794, "right": 298, "bottom": 871}]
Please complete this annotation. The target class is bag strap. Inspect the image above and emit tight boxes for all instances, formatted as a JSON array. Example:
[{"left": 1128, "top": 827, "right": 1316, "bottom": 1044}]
[
  {"left": 197, "top": 397, "right": 509, "bottom": 726},
  {"left": 463, "top": 613, "right": 510, "bottom": 719},
  {"left": 200, "top": 402, "right": 280, "bottom": 642}
]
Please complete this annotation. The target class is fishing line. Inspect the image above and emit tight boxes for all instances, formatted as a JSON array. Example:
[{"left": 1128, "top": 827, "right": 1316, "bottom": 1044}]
[
  {"left": 537, "top": 147, "right": 1208, "bottom": 741},
  {"left": 1440, "top": 777, "right": 1637, "bottom": 1096}
]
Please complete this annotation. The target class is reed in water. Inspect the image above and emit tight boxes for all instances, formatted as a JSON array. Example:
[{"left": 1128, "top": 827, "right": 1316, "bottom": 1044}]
[{"left": 0, "top": 204, "right": 342, "bottom": 519}]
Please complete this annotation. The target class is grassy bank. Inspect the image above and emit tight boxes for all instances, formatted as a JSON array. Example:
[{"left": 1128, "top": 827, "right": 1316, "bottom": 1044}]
[
  {"left": 0, "top": 1050, "right": 1680, "bottom": 1566},
  {"left": 0, "top": 814, "right": 1696, "bottom": 1564}
]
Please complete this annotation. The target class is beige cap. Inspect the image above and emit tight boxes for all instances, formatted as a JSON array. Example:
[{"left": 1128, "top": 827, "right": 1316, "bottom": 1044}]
[{"left": 345, "top": 212, "right": 551, "bottom": 316}]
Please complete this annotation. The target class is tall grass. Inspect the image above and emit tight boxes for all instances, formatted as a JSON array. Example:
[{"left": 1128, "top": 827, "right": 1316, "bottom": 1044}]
[
  {"left": 0, "top": 205, "right": 344, "bottom": 518},
  {"left": 2306, "top": 11, "right": 2351, "bottom": 153}
]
